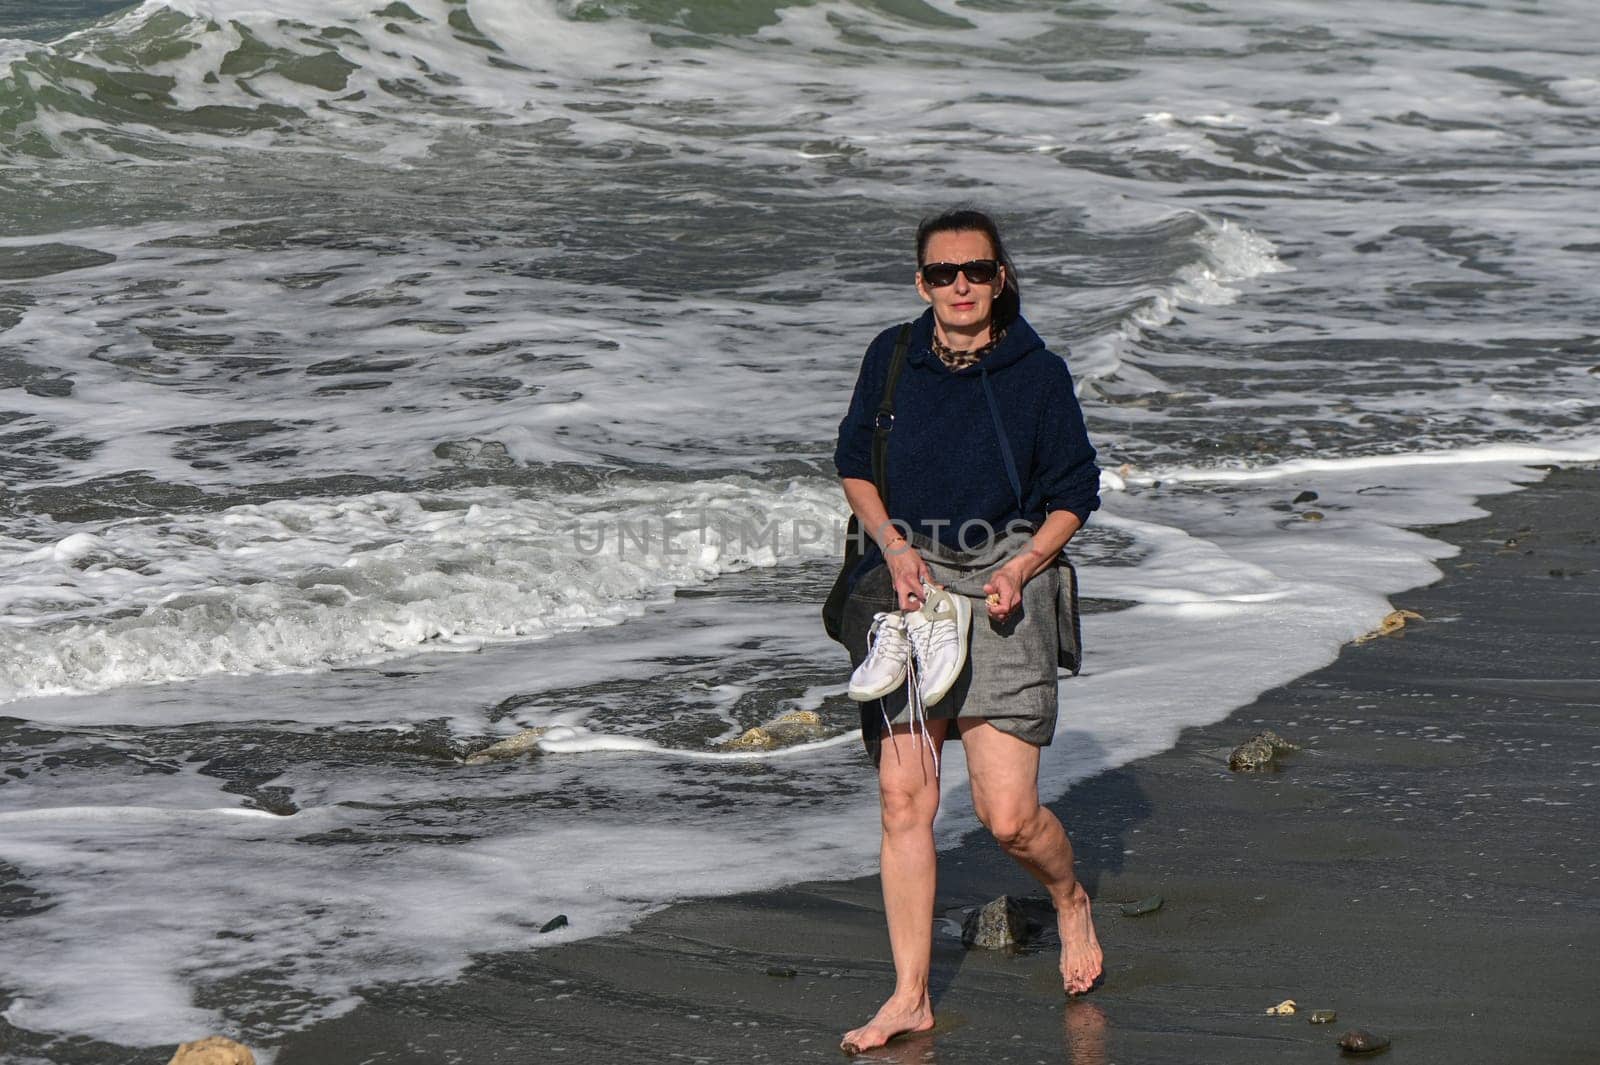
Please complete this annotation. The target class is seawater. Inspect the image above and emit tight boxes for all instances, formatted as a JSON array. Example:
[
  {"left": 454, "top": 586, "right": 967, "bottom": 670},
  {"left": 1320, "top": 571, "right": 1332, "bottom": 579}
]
[{"left": 1, "top": 0, "right": 1597, "bottom": 1055}]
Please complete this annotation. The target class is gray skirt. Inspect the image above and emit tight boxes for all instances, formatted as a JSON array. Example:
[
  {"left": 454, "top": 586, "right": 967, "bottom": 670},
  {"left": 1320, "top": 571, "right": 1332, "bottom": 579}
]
[{"left": 841, "top": 529, "right": 1061, "bottom": 763}]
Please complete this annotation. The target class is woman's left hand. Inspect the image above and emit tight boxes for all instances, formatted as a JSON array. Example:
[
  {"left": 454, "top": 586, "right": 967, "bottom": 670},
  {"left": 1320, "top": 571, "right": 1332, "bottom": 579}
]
[{"left": 982, "top": 565, "right": 1024, "bottom": 622}]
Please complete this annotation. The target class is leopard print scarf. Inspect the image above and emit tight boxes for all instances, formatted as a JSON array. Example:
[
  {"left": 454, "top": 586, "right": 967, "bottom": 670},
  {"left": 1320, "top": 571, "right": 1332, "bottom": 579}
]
[{"left": 931, "top": 325, "right": 1006, "bottom": 371}]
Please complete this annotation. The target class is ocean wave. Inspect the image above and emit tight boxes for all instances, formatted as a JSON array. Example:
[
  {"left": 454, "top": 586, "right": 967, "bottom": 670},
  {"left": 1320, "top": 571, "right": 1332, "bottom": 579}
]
[
  {"left": 0, "top": 476, "right": 846, "bottom": 702},
  {"left": 0, "top": 0, "right": 629, "bottom": 159},
  {"left": 1067, "top": 214, "right": 1290, "bottom": 386}
]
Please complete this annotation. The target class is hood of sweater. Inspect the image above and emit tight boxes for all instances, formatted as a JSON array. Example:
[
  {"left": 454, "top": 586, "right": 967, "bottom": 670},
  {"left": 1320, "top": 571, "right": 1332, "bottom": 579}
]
[{"left": 905, "top": 307, "right": 1045, "bottom": 376}]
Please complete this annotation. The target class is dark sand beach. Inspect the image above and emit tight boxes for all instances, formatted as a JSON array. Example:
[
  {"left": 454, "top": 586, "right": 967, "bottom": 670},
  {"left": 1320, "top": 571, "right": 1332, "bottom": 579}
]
[{"left": 264, "top": 464, "right": 1598, "bottom": 1065}]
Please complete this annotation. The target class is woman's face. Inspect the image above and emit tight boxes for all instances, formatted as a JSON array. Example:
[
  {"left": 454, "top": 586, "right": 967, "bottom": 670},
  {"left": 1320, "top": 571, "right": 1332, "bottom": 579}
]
[{"left": 915, "top": 229, "right": 1004, "bottom": 336}]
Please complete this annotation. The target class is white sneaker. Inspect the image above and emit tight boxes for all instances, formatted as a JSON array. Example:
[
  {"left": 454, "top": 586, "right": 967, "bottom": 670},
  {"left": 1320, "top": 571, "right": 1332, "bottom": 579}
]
[
  {"left": 848, "top": 611, "right": 912, "bottom": 701},
  {"left": 907, "top": 586, "right": 971, "bottom": 706}
]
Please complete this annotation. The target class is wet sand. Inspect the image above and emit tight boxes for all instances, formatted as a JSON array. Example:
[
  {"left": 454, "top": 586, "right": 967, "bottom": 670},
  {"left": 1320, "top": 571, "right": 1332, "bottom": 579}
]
[{"left": 23, "top": 467, "right": 1595, "bottom": 1064}]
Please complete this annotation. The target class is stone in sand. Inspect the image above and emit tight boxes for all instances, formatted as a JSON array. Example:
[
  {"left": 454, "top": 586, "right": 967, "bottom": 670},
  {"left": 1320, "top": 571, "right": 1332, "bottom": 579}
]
[
  {"left": 1266, "top": 999, "right": 1297, "bottom": 1016},
  {"left": 961, "top": 895, "right": 1029, "bottom": 949},
  {"left": 1353, "top": 609, "right": 1423, "bottom": 644},
  {"left": 720, "top": 709, "right": 826, "bottom": 751},
  {"left": 723, "top": 726, "right": 777, "bottom": 750},
  {"left": 1309, "top": 1009, "right": 1338, "bottom": 1024},
  {"left": 168, "top": 1036, "right": 255, "bottom": 1065},
  {"left": 1293, "top": 490, "right": 1319, "bottom": 504},
  {"left": 1229, "top": 738, "right": 1276, "bottom": 771},
  {"left": 1301, "top": 510, "right": 1325, "bottom": 521},
  {"left": 1229, "top": 730, "right": 1299, "bottom": 771},
  {"left": 540, "top": 915, "right": 568, "bottom": 933},
  {"left": 1337, "top": 1028, "right": 1391, "bottom": 1054},
  {"left": 1119, "top": 895, "right": 1163, "bottom": 917},
  {"left": 464, "top": 727, "right": 548, "bottom": 764}
]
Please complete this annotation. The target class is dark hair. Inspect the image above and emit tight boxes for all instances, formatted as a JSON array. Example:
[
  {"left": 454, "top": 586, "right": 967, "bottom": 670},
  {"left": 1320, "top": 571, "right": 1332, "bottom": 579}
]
[{"left": 915, "top": 207, "right": 1021, "bottom": 328}]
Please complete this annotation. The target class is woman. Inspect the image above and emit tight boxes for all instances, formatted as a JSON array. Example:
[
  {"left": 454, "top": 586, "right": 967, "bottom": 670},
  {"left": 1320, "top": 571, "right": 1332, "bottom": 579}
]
[{"left": 832, "top": 208, "right": 1103, "bottom": 1054}]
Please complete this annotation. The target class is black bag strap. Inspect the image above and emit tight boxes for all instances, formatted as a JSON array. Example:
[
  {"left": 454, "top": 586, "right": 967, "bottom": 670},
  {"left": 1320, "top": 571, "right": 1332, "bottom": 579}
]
[
  {"left": 978, "top": 362, "right": 1082, "bottom": 675},
  {"left": 870, "top": 323, "right": 913, "bottom": 500},
  {"left": 980, "top": 368, "right": 1024, "bottom": 513},
  {"left": 824, "top": 324, "right": 914, "bottom": 645},
  {"left": 842, "top": 322, "right": 911, "bottom": 558}
]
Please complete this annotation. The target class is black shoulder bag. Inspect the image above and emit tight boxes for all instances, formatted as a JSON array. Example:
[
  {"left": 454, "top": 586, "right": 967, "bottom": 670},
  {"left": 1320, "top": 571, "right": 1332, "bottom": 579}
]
[{"left": 821, "top": 323, "right": 912, "bottom": 645}]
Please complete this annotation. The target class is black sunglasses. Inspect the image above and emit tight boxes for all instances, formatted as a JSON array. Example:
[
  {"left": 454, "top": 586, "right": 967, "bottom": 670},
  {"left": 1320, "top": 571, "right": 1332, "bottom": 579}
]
[{"left": 920, "top": 259, "right": 1001, "bottom": 287}]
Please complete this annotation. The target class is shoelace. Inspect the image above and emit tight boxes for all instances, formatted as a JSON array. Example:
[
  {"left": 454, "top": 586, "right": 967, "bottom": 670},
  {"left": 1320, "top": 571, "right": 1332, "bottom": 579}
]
[
  {"left": 908, "top": 613, "right": 959, "bottom": 663},
  {"left": 895, "top": 584, "right": 947, "bottom": 777},
  {"left": 864, "top": 601, "right": 942, "bottom": 777},
  {"left": 892, "top": 645, "right": 938, "bottom": 777},
  {"left": 864, "top": 613, "right": 910, "bottom": 669},
  {"left": 864, "top": 613, "right": 925, "bottom": 767},
  {"left": 915, "top": 646, "right": 934, "bottom": 770}
]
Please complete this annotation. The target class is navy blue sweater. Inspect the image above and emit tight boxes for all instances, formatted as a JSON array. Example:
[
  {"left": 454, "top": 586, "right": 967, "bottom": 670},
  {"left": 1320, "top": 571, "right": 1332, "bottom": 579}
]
[{"left": 834, "top": 310, "right": 1100, "bottom": 577}]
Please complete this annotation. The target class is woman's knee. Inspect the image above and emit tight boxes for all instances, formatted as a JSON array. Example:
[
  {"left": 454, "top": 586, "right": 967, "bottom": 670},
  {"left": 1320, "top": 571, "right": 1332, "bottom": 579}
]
[
  {"left": 979, "top": 803, "right": 1040, "bottom": 850},
  {"left": 879, "top": 780, "right": 938, "bottom": 834}
]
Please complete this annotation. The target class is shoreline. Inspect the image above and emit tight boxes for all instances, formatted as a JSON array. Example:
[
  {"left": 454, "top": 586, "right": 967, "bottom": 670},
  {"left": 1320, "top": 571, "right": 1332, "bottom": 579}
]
[{"left": 264, "top": 463, "right": 1597, "bottom": 1064}]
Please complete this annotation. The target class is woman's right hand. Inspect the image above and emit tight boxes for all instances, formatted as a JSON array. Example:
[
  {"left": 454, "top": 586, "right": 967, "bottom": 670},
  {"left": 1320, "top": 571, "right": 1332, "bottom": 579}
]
[{"left": 884, "top": 540, "right": 934, "bottom": 611}]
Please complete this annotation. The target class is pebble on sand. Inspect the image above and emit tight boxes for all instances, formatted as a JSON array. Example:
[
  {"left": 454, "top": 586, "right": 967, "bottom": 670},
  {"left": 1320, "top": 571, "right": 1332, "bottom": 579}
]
[
  {"left": 1337, "top": 1028, "right": 1391, "bottom": 1054},
  {"left": 1230, "top": 737, "right": 1276, "bottom": 770},
  {"left": 1266, "top": 999, "right": 1297, "bottom": 1016},
  {"left": 1301, "top": 510, "right": 1325, "bottom": 521},
  {"left": 720, "top": 710, "right": 827, "bottom": 751},
  {"left": 722, "top": 726, "right": 777, "bottom": 750},
  {"left": 1309, "top": 1009, "right": 1338, "bottom": 1024},
  {"left": 1353, "top": 609, "right": 1423, "bottom": 644},
  {"left": 961, "top": 895, "right": 1029, "bottom": 949},
  {"left": 1119, "top": 895, "right": 1164, "bottom": 917},
  {"left": 1229, "top": 730, "right": 1299, "bottom": 772},
  {"left": 464, "top": 727, "right": 548, "bottom": 764},
  {"left": 540, "top": 915, "right": 569, "bottom": 933},
  {"left": 1292, "top": 490, "right": 1319, "bottom": 504},
  {"left": 168, "top": 1036, "right": 255, "bottom": 1065},
  {"left": 765, "top": 966, "right": 797, "bottom": 979}
]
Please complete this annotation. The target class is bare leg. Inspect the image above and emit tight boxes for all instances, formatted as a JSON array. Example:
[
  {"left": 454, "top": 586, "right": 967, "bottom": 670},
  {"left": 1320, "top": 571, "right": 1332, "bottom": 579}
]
[
  {"left": 841, "top": 719, "right": 948, "bottom": 1054},
  {"left": 959, "top": 720, "right": 1104, "bottom": 995}
]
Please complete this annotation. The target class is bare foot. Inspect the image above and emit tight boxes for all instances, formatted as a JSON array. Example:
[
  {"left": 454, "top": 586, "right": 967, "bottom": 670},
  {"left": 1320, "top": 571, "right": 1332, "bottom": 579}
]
[
  {"left": 1056, "top": 883, "right": 1104, "bottom": 995},
  {"left": 840, "top": 993, "right": 935, "bottom": 1055}
]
